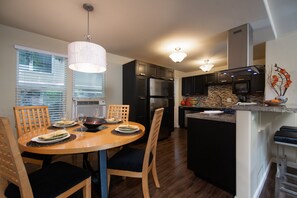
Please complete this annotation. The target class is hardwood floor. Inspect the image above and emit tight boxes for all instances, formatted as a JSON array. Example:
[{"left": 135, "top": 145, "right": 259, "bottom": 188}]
[
  {"left": 26, "top": 128, "right": 277, "bottom": 198},
  {"left": 106, "top": 128, "right": 233, "bottom": 198}
]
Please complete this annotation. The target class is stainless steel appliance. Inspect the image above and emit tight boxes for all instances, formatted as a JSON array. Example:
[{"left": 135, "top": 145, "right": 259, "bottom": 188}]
[{"left": 149, "top": 78, "right": 174, "bottom": 140}]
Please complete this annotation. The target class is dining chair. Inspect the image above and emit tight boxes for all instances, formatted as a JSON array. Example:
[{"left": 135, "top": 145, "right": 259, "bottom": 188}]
[
  {"left": 107, "top": 108, "right": 164, "bottom": 198},
  {"left": 106, "top": 104, "right": 130, "bottom": 122},
  {"left": 13, "top": 106, "right": 53, "bottom": 166},
  {"left": 0, "top": 116, "right": 92, "bottom": 198}
]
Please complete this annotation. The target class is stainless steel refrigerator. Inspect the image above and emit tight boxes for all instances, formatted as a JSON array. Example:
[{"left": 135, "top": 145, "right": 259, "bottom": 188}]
[{"left": 149, "top": 78, "right": 174, "bottom": 140}]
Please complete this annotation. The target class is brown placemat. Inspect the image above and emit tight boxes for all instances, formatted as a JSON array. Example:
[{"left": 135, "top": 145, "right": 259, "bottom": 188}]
[
  {"left": 26, "top": 134, "right": 76, "bottom": 147},
  {"left": 47, "top": 124, "right": 78, "bottom": 130},
  {"left": 73, "top": 125, "right": 108, "bottom": 133},
  {"left": 111, "top": 129, "right": 142, "bottom": 136}
]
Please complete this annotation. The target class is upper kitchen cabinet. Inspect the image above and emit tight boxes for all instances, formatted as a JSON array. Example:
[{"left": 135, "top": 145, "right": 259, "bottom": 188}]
[
  {"left": 135, "top": 60, "right": 149, "bottom": 76},
  {"left": 134, "top": 60, "right": 174, "bottom": 80},
  {"left": 182, "top": 75, "right": 207, "bottom": 96},
  {"left": 155, "top": 65, "right": 174, "bottom": 80},
  {"left": 194, "top": 75, "right": 207, "bottom": 95},
  {"left": 205, "top": 73, "right": 218, "bottom": 85},
  {"left": 217, "top": 72, "right": 233, "bottom": 84},
  {"left": 250, "top": 73, "right": 265, "bottom": 93},
  {"left": 182, "top": 76, "right": 194, "bottom": 96}
]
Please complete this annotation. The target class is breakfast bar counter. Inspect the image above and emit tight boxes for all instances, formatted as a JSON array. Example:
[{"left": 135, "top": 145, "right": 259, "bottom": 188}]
[
  {"left": 233, "top": 104, "right": 297, "bottom": 198},
  {"left": 187, "top": 112, "right": 236, "bottom": 123}
]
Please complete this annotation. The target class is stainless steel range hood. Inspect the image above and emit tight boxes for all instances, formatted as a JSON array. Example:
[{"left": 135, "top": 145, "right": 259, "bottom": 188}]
[
  {"left": 227, "top": 23, "right": 253, "bottom": 69},
  {"left": 221, "top": 23, "right": 263, "bottom": 75}
]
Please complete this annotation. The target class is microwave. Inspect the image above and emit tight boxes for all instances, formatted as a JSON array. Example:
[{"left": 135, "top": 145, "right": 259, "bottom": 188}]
[{"left": 232, "top": 80, "right": 250, "bottom": 94}]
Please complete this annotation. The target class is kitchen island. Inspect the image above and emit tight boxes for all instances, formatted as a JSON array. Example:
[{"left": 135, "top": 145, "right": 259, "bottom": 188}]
[
  {"left": 231, "top": 104, "right": 297, "bottom": 198},
  {"left": 187, "top": 112, "right": 236, "bottom": 195},
  {"left": 186, "top": 104, "right": 297, "bottom": 198}
]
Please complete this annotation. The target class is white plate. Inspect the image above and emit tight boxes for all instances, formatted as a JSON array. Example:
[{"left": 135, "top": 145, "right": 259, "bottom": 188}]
[
  {"left": 115, "top": 125, "right": 139, "bottom": 133},
  {"left": 105, "top": 119, "right": 122, "bottom": 124},
  {"left": 53, "top": 122, "right": 77, "bottom": 128},
  {"left": 31, "top": 133, "right": 70, "bottom": 143},
  {"left": 200, "top": 110, "right": 224, "bottom": 115}
]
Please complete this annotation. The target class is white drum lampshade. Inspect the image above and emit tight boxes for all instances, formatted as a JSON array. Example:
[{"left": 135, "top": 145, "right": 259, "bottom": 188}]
[{"left": 68, "top": 41, "right": 107, "bottom": 73}]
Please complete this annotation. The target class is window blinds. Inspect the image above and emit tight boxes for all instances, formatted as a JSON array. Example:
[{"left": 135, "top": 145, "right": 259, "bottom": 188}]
[
  {"left": 15, "top": 46, "right": 67, "bottom": 122},
  {"left": 73, "top": 71, "right": 105, "bottom": 98}
]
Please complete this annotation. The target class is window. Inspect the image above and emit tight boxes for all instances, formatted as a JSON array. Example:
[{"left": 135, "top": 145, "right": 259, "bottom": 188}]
[
  {"left": 73, "top": 72, "right": 105, "bottom": 98},
  {"left": 16, "top": 46, "right": 67, "bottom": 122}
]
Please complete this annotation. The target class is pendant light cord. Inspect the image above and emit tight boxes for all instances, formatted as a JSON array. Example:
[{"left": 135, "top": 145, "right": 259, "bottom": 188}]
[
  {"left": 83, "top": 3, "right": 93, "bottom": 42},
  {"left": 86, "top": 9, "right": 91, "bottom": 41}
]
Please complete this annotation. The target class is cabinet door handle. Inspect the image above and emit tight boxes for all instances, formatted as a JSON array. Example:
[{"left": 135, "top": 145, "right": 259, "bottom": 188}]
[
  {"left": 220, "top": 80, "right": 227, "bottom": 82},
  {"left": 138, "top": 97, "right": 146, "bottom": 100}
]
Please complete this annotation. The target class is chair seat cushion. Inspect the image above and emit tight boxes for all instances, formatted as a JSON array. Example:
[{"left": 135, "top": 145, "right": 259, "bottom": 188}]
[
  {"left": 21, "top": 151, "right": 53, "bottom": 165},
  {"left": 5, "top": 161, "right": 90, "bottom": 198},
  {"left": 108, "top": 147, "right": 153, "bottom": 172}
]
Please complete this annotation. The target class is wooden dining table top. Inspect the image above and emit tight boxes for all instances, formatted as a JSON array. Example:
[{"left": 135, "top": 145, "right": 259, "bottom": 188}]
[{"left": 18, "top": 121, "right": 145, "bottom": 155}]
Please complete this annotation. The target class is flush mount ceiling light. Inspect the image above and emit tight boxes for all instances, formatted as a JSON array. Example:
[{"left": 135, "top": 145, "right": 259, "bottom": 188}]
[
  {"left": 68, "top": 3, "right": 107, "bottom": 73},
  {"left": 169, "top": 47, "right": 187, "bottom": 63},
  {"left": 200, "top": 60, "right": 214, "bottom": 72}
]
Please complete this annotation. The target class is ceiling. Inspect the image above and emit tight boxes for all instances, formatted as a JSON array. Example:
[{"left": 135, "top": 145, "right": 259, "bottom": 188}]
[{"left": 0, "top": 0, "right": 297, "bottom": 72}]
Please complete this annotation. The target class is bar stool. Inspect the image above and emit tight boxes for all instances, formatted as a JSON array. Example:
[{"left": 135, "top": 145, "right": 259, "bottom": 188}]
[{"left": 274, "top": 126, "right": 297, "bottom": 198}]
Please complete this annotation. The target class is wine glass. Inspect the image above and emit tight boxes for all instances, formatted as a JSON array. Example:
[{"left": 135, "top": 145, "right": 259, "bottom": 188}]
[
  {"left": 60, "top": 113, "right": 68, "bottom": 129},
  {"left": 77, "top": 114, "right": 86, "bottom": 132}
]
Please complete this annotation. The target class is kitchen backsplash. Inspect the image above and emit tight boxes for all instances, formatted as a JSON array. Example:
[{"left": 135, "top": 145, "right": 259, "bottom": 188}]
[{"left": 185, "top": 85, "right": 264, "bottom": 108}]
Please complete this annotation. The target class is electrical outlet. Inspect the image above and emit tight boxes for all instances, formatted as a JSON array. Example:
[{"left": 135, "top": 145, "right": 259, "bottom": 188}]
[{"left": 227, "top": 98, "right": 232, "bottom": 103}]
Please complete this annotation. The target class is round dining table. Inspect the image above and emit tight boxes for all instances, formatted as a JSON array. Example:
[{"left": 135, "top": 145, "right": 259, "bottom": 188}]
[{"left": 18, "top": 121, "right": 145, "bottom": 198}]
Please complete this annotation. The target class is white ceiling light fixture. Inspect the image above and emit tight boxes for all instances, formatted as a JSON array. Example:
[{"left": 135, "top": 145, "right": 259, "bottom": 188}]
[
  {"left": 200, "top": 60, "right": 214, "bottom": 72},
  {"left": 68, "top": 3, "right": 107, "bottom": 73},
  {"left": 169, "top": 47, "right": 187, "bottom": 63}
]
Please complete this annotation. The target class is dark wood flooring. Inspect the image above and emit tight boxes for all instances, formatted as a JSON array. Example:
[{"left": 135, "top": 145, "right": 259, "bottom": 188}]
[
  {"left": 26, "top": 128, "right": 277, "bottom": 198},
  {"left": 101, "top": 128, "right": 233, "bottom": 198}
]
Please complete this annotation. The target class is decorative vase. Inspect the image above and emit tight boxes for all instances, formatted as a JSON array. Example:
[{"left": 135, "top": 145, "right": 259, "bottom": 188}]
[{"left": 275, "top": 96, "right": 288, "bottom": 105}]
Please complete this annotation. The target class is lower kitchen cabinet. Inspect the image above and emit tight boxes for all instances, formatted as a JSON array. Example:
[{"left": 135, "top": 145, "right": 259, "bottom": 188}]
[{"left": 187, "top": 118, "right": 236, "bottom": 195}]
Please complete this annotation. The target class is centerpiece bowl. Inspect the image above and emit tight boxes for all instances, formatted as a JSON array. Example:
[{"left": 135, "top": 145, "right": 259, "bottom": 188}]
[{"left": 83, "top": 117, "right": 104, "bottom": 130}]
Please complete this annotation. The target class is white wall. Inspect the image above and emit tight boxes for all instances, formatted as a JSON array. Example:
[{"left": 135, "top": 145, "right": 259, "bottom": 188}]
[
  {"left": 242, "top": 30, "right": 297, "bottom": 198},
  {"left": 0, "top": 24, "right": 132, "bottom": 130},
  {"left": 265, "top": 30, "right": 297, "bottom": 161}
]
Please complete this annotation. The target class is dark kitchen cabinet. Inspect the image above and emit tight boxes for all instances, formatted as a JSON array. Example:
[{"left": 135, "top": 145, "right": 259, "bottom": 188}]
[
  {"left": 205, "top": 73, "right": 218, "bottom": 85},
  {"left": 250, "top": 73, "right": 265, "bottom": 93},
  {"left": 182, "top": 75, "right": 207, "bottom": 96},
  {"left": 217, "top": 72, "right": 233, "bottom": 83},
  {"left": 136, "top": 60, "right": 149, "bottom": 76},
  {"left": 182, "top": 76, "right": 194, "bottom": 96},
  {"left": 123, "top": 60, "right": 174, "bottom": 142},
  {"left": 123, "top": 61, "right": 149, "bottom": 131},
  {"left": 187, "top": 118, "right": 236, "bottom": 195},
  {"left": 193, "top": 75, "right": 207, "bottom": 95}
]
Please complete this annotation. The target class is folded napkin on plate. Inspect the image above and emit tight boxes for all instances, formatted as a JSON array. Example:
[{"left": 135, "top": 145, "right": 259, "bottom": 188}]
[
  {"left": 38, "top": 130, "right": 69, "bottom": 141},
  {"left": 118, "top": 125, "right": 139, "bottom": 131},
  {"left": 55, "top": 120, "right": 74, "bottom": 126}
]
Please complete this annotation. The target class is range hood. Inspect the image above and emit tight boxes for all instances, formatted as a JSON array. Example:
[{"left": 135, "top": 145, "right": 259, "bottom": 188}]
[{"left": 221, "top": 24, "right": 264, "bottom": 75}]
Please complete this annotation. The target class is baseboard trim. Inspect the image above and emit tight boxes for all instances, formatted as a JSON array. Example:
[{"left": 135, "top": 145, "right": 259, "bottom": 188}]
[{"left": 252, "top": 159, "right": 273, "bottom": 198}]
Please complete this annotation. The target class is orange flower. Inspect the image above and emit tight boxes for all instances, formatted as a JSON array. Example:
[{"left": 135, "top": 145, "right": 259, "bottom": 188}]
[{"left": 269, "top": 64, "right": 292, "bottom": 96}]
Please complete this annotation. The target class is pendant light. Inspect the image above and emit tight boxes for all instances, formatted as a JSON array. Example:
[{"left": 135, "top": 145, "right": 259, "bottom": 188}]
[
  {"left": 200, "top": 60, "right": 214, "bottom": 72},
  {"left": 169, "top": 47, "right": 187, "bottom": 63},
  {"left": 68, "top": 3, "right": 107, "bottom": 73}
]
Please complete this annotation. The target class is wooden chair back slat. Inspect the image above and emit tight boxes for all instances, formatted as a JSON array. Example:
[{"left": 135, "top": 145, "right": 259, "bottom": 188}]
[
  {"left": 13, "top": 106, "right": 51, "bottom": 137},
  {"left": 143, "top": 108, "right": 164, "bottom": 171},
  {"left": 0, "top": 117, "right": 34, "bottom": 197},
  {"left": 107, "top": 105, "right": 130, "bottom": 122}
]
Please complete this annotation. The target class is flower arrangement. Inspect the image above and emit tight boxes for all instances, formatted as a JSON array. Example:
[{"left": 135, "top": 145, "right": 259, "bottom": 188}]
[{"left": 268, "top": 64, "right": 292, "bottom": 97}]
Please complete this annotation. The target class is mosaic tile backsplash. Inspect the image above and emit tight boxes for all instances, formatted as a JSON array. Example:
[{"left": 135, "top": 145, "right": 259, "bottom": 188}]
[{"left": 184, "top": 84, "right": 264, "bottom": 108}]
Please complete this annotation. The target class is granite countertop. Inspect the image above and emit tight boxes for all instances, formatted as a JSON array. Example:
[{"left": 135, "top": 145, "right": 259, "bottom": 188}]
[
  {"left": 186, "top": 112, "right": 236, "bottom": 123},
  {"left": 231, "top": 104, "right": 297, "bottom": 113}
]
